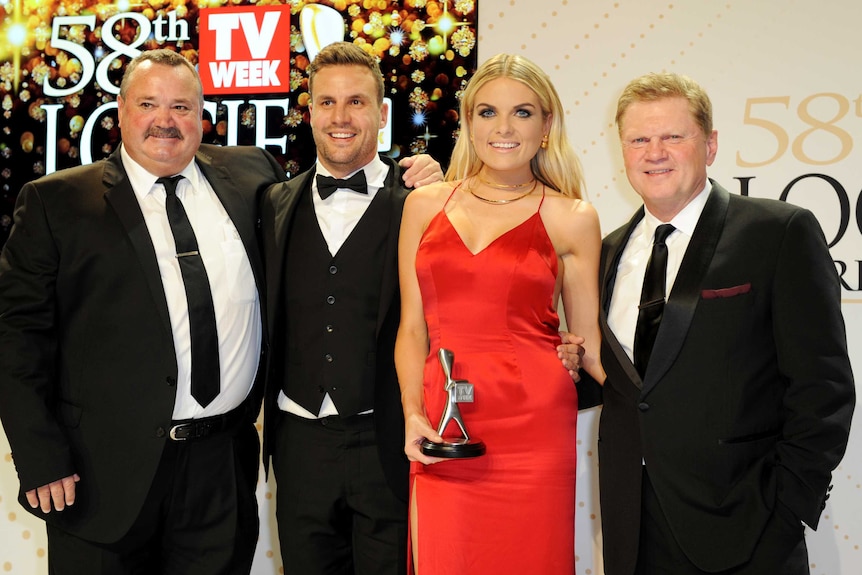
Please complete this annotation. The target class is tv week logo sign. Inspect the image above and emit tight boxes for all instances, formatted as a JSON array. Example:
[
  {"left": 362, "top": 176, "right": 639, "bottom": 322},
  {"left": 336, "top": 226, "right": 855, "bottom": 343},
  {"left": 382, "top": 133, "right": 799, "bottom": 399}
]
[{"left": 198, "top": 5, "right": 291, "bottom": 95}]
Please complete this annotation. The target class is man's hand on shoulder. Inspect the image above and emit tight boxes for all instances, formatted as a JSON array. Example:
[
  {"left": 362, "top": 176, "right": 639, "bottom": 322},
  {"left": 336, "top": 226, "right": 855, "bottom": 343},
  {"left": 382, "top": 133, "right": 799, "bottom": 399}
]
[{"left": 399, "top": 155, "right": 444, "bottom": 188}]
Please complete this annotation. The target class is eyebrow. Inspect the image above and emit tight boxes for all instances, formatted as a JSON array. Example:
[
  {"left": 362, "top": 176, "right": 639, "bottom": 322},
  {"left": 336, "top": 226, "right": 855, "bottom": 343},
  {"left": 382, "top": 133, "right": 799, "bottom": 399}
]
[
  {"left": 476, "top": 101, "right": 538, "bottom": 109},
  {"left": 315, "top": 92, "right": 370, "bottom": 100}
]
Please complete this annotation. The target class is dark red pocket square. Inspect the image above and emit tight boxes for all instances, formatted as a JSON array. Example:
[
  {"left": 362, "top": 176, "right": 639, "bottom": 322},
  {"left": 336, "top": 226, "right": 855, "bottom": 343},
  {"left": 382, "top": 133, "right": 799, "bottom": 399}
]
[{"left": 701, "top": 283, "right": 752, "bottom": 299}]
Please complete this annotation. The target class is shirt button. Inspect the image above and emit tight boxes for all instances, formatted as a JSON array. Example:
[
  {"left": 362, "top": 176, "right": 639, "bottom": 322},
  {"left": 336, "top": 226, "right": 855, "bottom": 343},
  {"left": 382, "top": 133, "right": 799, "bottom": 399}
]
[
  {"left": 326, "top": 295, "right": 335, "bottom": 304},
  {"left": 638, "top": 402, "right": 650, "bottom": 412},
  {"left": 156, "top": 427, "right": 166, "bottom": 438},
  {"left": 325, "top": 325, "right": 334, "bottom": 333},
  {"left": 166, "top": 376, "right": 176, "bottom": 386},
  {"left": 325, "top": 354, "right": 333, "bottom": 362},
  {"left": 329, "top": 265, "right": 338, "bottom": 274}
]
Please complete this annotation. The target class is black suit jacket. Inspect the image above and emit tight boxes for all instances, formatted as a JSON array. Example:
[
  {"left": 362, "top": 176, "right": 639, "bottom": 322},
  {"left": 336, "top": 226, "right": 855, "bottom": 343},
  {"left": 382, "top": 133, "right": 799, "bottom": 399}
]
[
  {"left": 0, "top": 144, "right": 286, "bottom": 544},
  {"left": 596, "top": 181, "right": 855, "bottom": 574},
  {"left": 259, "top": 155, "right": 410, "bottom": 500}
]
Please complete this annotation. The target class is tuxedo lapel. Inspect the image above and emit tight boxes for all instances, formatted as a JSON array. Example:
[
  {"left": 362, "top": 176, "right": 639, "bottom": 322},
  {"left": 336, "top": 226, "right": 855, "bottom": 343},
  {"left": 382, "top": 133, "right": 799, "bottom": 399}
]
[
  {"left": 375, "top": 156, "right": 406, "bottom": 336},
  {"left": 602, "top": 208, "right": 644, "bottom": 312},
  {"left": 102, "top": 152, "right": 173, "bottom": 339},
  {"left": 265, "top": 170, "right": 312, "bottom": 332},
  {"left": 641, "top": 183, "right": 729, "bottom": 395},
  {"left": 601, "top": 208, "right": 646, "bottom": 388}
]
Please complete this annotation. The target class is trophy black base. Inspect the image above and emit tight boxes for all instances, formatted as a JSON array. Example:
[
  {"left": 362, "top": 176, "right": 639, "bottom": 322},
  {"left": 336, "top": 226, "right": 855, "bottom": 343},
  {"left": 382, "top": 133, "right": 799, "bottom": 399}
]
[{"left": 420, "top": 438, "right": 486, "bottom": 458}]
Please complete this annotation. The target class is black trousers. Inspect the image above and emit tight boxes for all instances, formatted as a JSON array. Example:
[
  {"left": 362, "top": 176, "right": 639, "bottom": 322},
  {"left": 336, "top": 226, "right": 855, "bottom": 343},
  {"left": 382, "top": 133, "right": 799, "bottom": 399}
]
[
  {"left": 636, "top": 468, "right": 809, "bottom": 575},
  {"left": 273, "top": 411, "right": 407, "bottom": 575},
  {"left": 47, "top": 421, "right": 260, "bottom": 575}
]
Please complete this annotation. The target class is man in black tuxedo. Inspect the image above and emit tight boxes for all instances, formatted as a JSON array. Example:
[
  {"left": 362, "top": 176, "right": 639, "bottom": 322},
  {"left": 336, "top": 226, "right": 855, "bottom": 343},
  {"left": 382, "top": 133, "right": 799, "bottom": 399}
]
[
  {"left": 595, "top": 72, "right": 855, "bottom": 574},
  {"left": 259, "top": 41, "right": 446, "bottom": 575},
  {"left": 0, "top": 49, "right": 287, "bottom": 574}
]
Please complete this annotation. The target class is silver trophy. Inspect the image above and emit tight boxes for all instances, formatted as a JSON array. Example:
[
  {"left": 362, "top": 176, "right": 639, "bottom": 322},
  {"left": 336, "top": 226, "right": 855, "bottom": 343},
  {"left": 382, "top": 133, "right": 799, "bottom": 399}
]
[{"left": 420, "top": 348, "right": 486, "bottom": 458}]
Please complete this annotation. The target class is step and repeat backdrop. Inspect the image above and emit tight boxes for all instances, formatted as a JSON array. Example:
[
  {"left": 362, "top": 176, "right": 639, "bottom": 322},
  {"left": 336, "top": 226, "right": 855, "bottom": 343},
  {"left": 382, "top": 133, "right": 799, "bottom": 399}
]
[{"left": 1, "top": 1, "right": 860, "bottom": 574}]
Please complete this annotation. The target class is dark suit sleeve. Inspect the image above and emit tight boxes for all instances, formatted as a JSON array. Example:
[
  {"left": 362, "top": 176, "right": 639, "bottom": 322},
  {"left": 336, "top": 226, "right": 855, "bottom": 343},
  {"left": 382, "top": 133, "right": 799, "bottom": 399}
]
[
  {"left": 0, "top": 183, "right": 76, "bottom": 491},
  {"left": 771, "top": 208, "right": 855, "bottom": 528},
  {"left": 258, "top": 147, "right": 289, "bottom": 185},
  {"left": 576, "top": 370, "right": 603, "bottom": 409}
]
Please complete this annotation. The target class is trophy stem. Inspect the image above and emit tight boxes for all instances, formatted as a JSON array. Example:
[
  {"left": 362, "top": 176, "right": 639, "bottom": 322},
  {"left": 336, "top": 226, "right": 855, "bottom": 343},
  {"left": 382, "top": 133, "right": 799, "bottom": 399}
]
[{"left": 421, "top": 348, "right": 486, "bottom": 459}]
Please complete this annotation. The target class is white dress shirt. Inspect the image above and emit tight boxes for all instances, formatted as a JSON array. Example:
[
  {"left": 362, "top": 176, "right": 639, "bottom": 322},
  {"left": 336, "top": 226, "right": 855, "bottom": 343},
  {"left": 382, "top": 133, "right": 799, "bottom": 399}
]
[
  {"left": 278, "top": 156, "right": 390, "bottom": 418},
  {"left": 607, "top": 183, "right": 711, "bottom": 364},
  {"left": 122, "top": 145, "right": 262, "bottom": 420}
]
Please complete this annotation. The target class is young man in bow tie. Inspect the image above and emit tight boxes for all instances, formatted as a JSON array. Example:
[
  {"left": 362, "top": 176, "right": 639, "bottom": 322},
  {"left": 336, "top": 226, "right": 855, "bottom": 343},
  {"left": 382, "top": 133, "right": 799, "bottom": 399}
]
[{"left": 259, "top": 41, "right": 444, "bottom": 575}]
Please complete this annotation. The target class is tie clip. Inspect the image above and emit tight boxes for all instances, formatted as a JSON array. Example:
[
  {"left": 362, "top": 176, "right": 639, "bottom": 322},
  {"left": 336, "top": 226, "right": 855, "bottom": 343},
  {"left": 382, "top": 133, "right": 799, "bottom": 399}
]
[
  {"left": 176, "top": 250, "right": 200, "bottom": 258},
  {"left": 638, "top": 298, "right": 665, "bottom": 310}
]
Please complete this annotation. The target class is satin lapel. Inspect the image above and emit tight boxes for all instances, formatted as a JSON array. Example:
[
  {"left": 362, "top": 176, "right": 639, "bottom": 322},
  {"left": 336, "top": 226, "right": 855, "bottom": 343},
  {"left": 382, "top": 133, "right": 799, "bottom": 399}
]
[
  {"left": 602, "top": 208, "right": 644, "bottom": 312},
  {"left": 641, "top": 183, "right": 730, "bottom": 395},
  {"left": 601, "top": 208, "right": 646, "bottom": 388},
  {"left": 266, "top": 170, "right": 312, "bottom": 332},
  {"left": 195, "top": 151, "right": 264, "bottom": 289},
  {"left": 376, "top": 156, "right": 407, "bottom": 336},
  {"left": 102, "top": 152, "right": 173, "bottom": 338}
]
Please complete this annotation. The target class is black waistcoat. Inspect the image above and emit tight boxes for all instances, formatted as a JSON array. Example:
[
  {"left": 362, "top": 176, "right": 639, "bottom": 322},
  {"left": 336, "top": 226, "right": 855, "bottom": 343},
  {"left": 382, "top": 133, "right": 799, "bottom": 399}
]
[{"left": 281, "top": 182, "right": 391, "bottom": 416}]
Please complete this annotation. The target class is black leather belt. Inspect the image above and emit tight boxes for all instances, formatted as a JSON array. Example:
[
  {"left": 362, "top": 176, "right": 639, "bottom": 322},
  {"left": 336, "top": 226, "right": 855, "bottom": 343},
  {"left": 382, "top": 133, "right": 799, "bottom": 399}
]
[
  {"left": 283, "top": 411, "right": 373, "bottom": 431},
  {"left": 169, "top": 406, "right": 247, "bottom": 441}
]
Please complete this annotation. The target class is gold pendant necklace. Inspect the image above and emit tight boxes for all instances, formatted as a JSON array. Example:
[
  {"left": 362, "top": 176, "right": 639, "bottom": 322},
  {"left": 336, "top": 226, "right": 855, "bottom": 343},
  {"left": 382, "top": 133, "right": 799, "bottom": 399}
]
[{"left": 469, "top": 179, "right": 537, "bottom": 205}]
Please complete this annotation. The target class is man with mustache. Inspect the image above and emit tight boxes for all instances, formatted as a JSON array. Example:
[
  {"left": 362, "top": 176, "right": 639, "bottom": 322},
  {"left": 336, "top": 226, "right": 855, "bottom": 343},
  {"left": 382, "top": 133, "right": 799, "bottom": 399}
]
[{"left": 0, "top": 48, "right": 440, "bottom": 574}]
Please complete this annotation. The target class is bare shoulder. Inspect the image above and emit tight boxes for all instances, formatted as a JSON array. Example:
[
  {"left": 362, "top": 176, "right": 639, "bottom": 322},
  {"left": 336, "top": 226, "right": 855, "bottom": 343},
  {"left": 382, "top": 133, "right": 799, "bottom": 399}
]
[
  {"left": 541, "top": 191, "right": 600, "bottom": 230},
  {"left": 541, "top": 191, "right": 601, "bottom": 255},
  {"left": 405, "top": 180, "right": 460, "bottom": 214}
]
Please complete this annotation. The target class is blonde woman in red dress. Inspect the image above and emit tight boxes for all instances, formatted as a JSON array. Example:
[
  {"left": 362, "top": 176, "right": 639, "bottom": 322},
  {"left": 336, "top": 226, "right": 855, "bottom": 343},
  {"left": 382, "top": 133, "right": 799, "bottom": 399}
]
[{"left": 396, "top": 53, "right": 605, "bottom": 574}]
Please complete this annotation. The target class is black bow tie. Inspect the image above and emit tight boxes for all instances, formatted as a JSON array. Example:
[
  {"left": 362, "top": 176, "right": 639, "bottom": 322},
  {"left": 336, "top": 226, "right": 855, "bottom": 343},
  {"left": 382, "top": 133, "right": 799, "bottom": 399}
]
[{"left": 316, "top": 171, "right": 368, "bottom": 200}]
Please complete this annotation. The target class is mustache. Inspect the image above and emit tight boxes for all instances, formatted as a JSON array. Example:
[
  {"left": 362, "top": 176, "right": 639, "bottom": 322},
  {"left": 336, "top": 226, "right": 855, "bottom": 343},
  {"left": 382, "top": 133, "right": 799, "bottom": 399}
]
[{"left": 146, "top": 126, "right": 182, "bottom": 139}]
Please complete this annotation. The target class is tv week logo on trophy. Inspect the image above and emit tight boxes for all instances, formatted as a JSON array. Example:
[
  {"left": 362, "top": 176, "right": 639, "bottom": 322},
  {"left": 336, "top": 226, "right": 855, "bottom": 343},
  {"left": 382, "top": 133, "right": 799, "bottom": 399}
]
[{"left": 198, "top": 5, "right": 291, "bottom": 95}]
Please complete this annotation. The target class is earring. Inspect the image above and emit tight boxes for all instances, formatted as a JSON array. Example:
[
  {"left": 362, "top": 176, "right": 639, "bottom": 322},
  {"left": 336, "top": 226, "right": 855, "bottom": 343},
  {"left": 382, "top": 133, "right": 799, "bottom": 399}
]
[{"left": 540, "top": 135, "right": 548, "bottom": 149}]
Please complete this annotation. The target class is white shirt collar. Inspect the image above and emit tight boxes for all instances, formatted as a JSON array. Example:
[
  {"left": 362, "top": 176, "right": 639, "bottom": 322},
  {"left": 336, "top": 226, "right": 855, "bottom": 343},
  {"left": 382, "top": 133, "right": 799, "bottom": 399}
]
[
  {"left": 642, "top": 180, "right": 712, "bottom": 240},
  {"left": 120, "top": 144, "right": 200, "bottom": 200},
  {"left": 313, "top": 155, "right": 388, "bottom": 192}
]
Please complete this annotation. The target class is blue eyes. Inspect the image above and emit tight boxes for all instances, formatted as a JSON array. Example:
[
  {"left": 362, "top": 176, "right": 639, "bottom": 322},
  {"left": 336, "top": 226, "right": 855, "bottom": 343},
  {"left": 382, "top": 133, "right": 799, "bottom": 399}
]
[{"left": 477, "top": 108, "right": 533, "bottom": 118}]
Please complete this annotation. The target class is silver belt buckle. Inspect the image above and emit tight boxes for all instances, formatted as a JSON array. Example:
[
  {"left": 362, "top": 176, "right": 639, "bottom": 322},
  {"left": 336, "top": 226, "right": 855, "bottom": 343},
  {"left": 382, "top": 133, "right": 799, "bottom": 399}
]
[{"left": 169, "top": 423, "right": 189, "bottom": 441}]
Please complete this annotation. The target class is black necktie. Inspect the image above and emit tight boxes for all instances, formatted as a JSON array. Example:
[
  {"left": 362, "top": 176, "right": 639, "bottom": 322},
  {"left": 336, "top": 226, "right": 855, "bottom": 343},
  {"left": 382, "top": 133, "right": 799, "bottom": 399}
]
[
  {"left": 158, "top": 175, "right": 220, "bottom": 407},
  {"left": 633, "top": 223, "right": 676, "bottom": 379},
  {"left": 316, "top": 171, "right": 368, "bottom": 200}
]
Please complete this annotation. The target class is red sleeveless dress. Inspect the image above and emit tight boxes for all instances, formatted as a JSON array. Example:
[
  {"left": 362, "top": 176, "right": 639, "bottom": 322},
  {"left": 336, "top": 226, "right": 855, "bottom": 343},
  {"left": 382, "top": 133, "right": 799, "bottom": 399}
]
[{"left": 410, "top": 187, "right": 578, "bottom": 574}]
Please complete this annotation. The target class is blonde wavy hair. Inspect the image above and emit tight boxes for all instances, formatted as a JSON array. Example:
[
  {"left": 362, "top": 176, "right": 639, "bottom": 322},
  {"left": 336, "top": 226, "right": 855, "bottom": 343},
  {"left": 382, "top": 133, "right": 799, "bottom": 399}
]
[
  {"left": 615, "top": 72, "right": 713, "bottom": 137},
  {"left": 445, "top": 53, "right": 585, "bottom": 199}
]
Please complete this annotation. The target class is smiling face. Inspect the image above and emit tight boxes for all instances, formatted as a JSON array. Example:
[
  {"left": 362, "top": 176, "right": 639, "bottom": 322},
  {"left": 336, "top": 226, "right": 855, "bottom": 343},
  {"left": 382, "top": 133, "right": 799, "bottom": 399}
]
[
  {"left": 308, "top": 64, "right": 388, "bottom": 178},
  {"left": 117, "top": 61, "right": 203, "bottom": 177},
  {"left": 468, "top": 77, "right": 550, "bottom": 182},
  {"left": 619, "top": 96, "right": 718, "bottom": 221}
]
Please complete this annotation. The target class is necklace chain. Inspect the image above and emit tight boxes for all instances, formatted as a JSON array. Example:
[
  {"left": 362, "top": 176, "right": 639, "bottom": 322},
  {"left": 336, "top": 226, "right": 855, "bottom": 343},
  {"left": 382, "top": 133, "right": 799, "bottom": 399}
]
[
  {"left": 469, "top": 178, "right": 538, "bottom": 205},
  {"left": 477, "top": 174, "right": 535, "bottom": 190}
]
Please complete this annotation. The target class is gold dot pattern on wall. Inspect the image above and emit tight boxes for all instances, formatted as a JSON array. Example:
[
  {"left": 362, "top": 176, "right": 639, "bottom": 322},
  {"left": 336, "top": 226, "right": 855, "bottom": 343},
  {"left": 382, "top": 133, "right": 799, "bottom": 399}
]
[{"left": 667, "top": 4, "right": 731, "bottom": 66}]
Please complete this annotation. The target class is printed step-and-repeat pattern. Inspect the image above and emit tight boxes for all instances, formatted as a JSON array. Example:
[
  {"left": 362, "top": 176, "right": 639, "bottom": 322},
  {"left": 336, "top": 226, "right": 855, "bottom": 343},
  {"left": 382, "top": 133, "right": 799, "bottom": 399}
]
[{"left": 1, "top": 1, "right": 859, "bottom": 574}]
